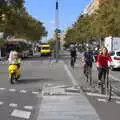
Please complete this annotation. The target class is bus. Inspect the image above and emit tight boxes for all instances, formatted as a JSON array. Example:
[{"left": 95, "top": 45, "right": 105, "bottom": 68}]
[{"left": 3, "top": 41, "right": 30, "bottom": 58}]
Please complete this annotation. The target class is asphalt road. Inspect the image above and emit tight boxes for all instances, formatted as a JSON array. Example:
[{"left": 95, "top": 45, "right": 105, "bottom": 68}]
[
  {"left": 0, "top": 54, "right": 73, "bottom": 120},
  {"left": 0, "top": 51, "right": 120, "bottom": 120}
]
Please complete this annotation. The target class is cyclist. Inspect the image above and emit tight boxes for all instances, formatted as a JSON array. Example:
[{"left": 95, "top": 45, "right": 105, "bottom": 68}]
[
  {"left": 70, "top": 46, "right": 77, "bottom": 64},
  {"left": 96, "top": 47, "right": 112, "bottom": 85},
  {"left": 83, "top": 47, "right": 94, "bottom": 81}
]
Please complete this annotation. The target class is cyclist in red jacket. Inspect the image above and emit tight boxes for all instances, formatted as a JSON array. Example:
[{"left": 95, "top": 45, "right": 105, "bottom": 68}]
[{"left": 97, "top": 47, "right": 112, "bottom": 84}]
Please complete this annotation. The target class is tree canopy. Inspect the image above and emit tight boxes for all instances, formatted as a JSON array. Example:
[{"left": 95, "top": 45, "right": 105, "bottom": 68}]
[
  {"left": 64, "top": 0, "right": 120, "bottom": 44},
  {"left": 0, "top": 0, "right": 47, "bottom": 41}
]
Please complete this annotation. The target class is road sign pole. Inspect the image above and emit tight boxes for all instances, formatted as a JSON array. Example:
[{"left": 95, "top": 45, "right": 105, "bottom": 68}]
[{"left": 55, "top": 0, "right": 59, "bottom": 62}]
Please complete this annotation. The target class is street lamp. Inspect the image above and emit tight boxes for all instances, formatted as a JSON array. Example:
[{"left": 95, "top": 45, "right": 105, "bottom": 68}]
[{"left": 55, "top": 0, "right": 60, "bottom": 62}]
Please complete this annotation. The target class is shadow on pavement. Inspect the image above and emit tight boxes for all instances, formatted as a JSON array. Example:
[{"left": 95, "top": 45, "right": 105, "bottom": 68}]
[
  {"left": 17, "top": 78, "right": 54, "bottom": 84},
  {"left": 113, "top": 68, "right": 120, "bottom": 71}
]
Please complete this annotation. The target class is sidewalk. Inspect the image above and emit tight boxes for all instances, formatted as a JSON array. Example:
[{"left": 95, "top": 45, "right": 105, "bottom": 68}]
[
  {"left": 36, "top": 59, "right": 101, "bottom": 120},
  {"left": 37, "top": 88, "right": 100, "bottom": 120}
]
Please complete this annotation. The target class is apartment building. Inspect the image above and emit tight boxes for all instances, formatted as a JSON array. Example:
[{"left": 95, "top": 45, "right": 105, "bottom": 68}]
[{"left": 83, "top": 0, "right": 103, "bottom": 15}]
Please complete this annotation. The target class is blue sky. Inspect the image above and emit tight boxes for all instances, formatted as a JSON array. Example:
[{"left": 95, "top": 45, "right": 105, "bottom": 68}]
[{"left": 25, "top": 0, "right": 90, "bottom": 40}]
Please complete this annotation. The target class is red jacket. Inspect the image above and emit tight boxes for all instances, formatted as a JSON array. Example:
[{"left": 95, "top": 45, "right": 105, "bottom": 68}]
[{"left": 97, "top": 54, "right": 112, "bottom": 67}]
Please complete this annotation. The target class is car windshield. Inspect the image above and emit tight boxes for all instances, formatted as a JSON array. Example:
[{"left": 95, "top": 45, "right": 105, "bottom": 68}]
[
  {"left": 6, "top": 44, "right": 21, "bottom": 52},
  {"left": 116, "top": 52, "right": 120, "bottom": 56},
  {"left": 42, "top": 47, "right": 50, "bottom": 50}
]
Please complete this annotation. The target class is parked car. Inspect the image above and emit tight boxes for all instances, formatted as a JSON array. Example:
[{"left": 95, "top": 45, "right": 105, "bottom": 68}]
[{"left": 108, "top": 50, "right": 120, "bottom": 70}]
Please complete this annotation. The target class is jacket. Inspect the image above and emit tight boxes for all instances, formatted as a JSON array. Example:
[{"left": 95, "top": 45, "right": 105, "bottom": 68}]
[{"left": 97, "top": 54, "right": 112, "bottom": 67}]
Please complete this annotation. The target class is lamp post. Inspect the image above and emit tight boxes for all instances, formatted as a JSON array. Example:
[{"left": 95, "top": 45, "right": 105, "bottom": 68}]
[{"left": 55, "top": 0, "right": 60, "bottom": 62}]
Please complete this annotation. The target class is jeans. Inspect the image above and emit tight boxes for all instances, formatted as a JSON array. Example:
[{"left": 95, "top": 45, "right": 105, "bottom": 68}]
[{"left": 83, "top": 64, "right": 92, "bottom": 80}]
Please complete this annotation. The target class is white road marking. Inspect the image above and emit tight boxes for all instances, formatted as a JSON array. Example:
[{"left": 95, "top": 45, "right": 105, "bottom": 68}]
[
  {"left": 87, "top": 92, "right": 120, "bottom": 100},
  {"left": 9, "top": 89, "right": 16, "bottom": 92},
  {"left": 32, "top": 92, "right": 39, "bottom": 94},
  {"left": 24, "top": 106, "right": 33, "bottom": 110},
  {"left": 9, "top": 103, "right": 18, "bottom": 107},
  {"left": 20, "top": 90, "right": 27, "bottom": 93},
  {"left": 87, "top": 92, "right": 106, "bottom": 97},
  {"left": 116, "top": 101, "right": 120, "bottom": 104},
  {"left": 0, "top": 101, "right": 4, "bottom": 105},
  {"left": 64, "top": 64, "right": 77, "bottom": 86},
  {"left": 0, "top": 88, "right": 5, "bottom": 90},
  {"left": 109, "top": 74, "right": 120, "bottom": 82},
  {"left": 11, "top": 109, "right": 31, "bottom": 119},
  {"left": 97, "top": 98, "right": 107, "bottom": 102}
]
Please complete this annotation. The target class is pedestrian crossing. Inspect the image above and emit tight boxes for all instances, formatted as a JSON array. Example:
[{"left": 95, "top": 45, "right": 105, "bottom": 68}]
[
  {"left": 0, "top": 87, "right": 39, "bottom": 119},
  {"left": 0, "top": 87, "right": 39, "bottom": 95},
  {"left": 0, "top": 59, "right": 64, "bottom": 65}
]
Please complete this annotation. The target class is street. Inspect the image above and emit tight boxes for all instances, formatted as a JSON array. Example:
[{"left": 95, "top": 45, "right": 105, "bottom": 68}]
[
  {"left": 0, "top": 51, "right": 120, "bottom": 120},
  {"left": 0, "top": 53, "right": 73, "bottom": 120}
]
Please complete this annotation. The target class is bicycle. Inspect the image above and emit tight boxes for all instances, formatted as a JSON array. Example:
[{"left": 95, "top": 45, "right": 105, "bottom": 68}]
[{"left": 84, "top": 64, "right": 92, "bottom": 85}]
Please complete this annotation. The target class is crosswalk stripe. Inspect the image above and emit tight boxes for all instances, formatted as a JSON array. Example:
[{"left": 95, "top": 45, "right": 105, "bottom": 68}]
[
  {"left": 0, "top": 88, "right": 5, "bottom": 90},
  {"left": 24, "top": 106, "right": 33, "bottom": 110},
  {"left": 32, "top": 92, "right": 39, "bottom": 94},
  {"left": 9, "top": 103, "right": 18, "bottom": 107},
  {"left": 20, "top": 90, "right": 27, "bottom": 93},
  {"left": 116, "top": 101, "right": 120, "bottom": 104},
  {"left": 11, "top": 109, "right": 31, "bottom": 119},
  {"left": 0, "top": 101, "right": 4, "bottom": 105},
  {"left": 97, "top": 98, "right": 107, "bottom": 102},
  {"left": 9, "top": 89, "right": 16, "bottom": 92}
]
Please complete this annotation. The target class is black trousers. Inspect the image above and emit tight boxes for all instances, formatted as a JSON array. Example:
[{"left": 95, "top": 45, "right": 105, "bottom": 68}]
[{"left": 98, "top": 67, "right": 109, "bottom": 81}]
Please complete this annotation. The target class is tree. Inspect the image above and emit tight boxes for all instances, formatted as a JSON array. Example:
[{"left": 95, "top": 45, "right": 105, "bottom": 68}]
[
  {"left": 0, "top": 0, "right": 47, "bottom": 41},
  {"left": 64, "top": 0, "right": 120, "bottom": 45}
]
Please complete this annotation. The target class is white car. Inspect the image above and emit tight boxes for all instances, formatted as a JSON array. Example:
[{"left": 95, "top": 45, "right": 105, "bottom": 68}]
[{"left": 108, "top": 50, "right": 120, "bottom": 70}]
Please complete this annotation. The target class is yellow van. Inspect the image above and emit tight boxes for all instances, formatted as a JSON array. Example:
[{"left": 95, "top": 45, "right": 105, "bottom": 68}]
[{"left": 40, "top": 44, "right": 52, "bottom": 56}]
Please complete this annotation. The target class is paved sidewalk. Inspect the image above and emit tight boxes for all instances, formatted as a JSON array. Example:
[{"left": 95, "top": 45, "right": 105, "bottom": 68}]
[{"left": 37, "top": 89, "right": 100, "bottom": 120}]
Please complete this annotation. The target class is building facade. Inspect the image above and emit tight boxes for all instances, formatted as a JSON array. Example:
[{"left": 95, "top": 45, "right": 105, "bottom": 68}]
[{"left": 83, "top": 0, "right": 103, "bottom": 15}]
